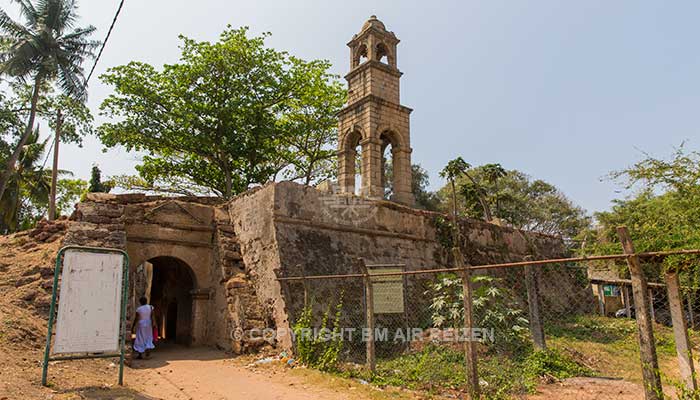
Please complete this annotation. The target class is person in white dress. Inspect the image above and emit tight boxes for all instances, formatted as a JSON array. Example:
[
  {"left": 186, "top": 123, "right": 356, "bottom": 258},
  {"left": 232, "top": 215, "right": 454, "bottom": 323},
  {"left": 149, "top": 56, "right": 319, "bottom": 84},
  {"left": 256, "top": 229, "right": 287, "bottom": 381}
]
[{"left": 131, "top": 296, "right": 155, "bottom": 359}]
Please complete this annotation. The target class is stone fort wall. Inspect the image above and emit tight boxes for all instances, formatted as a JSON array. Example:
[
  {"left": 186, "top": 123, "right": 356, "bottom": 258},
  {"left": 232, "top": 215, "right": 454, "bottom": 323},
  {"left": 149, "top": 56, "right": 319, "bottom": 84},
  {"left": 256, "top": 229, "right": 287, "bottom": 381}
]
[{"left": 62, "top": 182, "right": 589, "bottom": 352}]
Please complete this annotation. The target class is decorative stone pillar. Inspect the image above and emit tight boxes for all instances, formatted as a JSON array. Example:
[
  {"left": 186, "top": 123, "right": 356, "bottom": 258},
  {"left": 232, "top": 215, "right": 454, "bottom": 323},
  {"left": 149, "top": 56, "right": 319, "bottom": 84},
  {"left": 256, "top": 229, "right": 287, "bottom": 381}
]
[
  {"left": 360, "top": 137, "right": 384, "bottom": 198},
  {"left": 337, "top": 148, "right": 357, "bottom": 194},
  {"left": 391, "top": 147, "right": 415, "bottom": 205},
  {"left": 190, "top": 288, "right": 211, "bottom": 345}
]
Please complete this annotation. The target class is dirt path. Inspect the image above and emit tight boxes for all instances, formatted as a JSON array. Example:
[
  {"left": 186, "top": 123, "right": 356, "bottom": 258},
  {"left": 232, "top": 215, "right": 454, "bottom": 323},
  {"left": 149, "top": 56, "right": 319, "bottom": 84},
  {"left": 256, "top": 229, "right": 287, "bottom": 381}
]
[
  {"left": 124, "top": 346, "right": 650, "bottom": 400},
  {"left": 526, "top": 377, "right": 646, "bottom": 400},
  {"left": 124, "top": 346, "right": 399, "bottom": 400}
]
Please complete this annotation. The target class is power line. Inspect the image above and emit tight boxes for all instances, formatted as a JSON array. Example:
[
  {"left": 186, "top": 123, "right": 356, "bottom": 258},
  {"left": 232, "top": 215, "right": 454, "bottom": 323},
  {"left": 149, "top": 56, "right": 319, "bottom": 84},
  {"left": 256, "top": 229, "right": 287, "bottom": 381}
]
[
  {"left": 85, "top": 0, "right": 126, "bottom": 86},
  {"left": 44, "top": 0, "right": 125, "bottom": 172}
]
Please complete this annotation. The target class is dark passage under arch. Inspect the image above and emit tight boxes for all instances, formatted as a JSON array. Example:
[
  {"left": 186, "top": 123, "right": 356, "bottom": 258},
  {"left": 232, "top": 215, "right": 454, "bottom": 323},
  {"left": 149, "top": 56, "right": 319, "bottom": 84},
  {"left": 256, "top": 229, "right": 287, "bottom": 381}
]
[{"left": 148, "top": 256, "right": 195, "bottom": 346}]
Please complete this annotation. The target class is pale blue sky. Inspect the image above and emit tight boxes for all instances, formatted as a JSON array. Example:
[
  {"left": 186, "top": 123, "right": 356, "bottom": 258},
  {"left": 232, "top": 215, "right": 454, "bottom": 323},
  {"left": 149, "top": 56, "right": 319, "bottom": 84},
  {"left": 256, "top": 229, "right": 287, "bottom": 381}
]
[{"left": 2, "top": 0, "right": 698, "bottom": 213}]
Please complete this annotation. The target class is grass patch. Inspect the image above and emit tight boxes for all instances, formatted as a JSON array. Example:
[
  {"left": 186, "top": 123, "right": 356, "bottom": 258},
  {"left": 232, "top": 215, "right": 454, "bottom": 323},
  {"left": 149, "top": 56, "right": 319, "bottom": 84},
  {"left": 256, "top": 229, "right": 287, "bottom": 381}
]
[
  {"left": 313, "top": 315, "right": 700, "bottom": 398},
  {"left": 546, "top": 314, "right": 700, "bottom": 384},
  {"left": 339, "top": 344, "right": 590, "bottom": 400}
]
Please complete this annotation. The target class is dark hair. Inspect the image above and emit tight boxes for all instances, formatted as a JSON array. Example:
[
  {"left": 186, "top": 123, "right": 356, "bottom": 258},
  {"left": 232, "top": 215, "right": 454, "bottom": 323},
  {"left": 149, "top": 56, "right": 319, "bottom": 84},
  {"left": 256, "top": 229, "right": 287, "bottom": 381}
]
[{"left": 139, "top": 297, "right": 148, "bottom": 305}]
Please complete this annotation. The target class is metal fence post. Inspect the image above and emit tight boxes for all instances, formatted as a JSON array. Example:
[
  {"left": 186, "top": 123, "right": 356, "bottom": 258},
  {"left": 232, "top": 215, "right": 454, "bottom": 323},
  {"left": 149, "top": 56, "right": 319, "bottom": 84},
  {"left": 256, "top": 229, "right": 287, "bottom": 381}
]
[
  {"left": 665, "top": 271, "right": 697, "bottom": 391},
  {"left": 358, "top": 258, "right": 375, "bottom": 372},
  {"left": 597, "top": 284, "right": 606, "bottom": 316},
  {"left": 688, "top": 291, "right": 696, "bottom": 330},
  {"left": 623, "top": 285, "right": 632, "bottom": 318},
  {"left": 300, "top": 264, "right": 308, "bottom": 308},
  {"left": 525, "top": 264, "right": 546, "bottom": 350},
  {"left": 454, "top": 248, "right": 480, "bottom": 399},
  {"left": 617, "top": 226, "right": 662, "bottom": 400}
]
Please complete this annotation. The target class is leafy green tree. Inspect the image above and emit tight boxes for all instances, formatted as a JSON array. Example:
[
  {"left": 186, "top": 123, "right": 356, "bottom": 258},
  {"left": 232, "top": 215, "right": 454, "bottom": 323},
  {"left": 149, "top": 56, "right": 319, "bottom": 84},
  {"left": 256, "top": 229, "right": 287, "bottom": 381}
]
[
  {"left": 0, "top": 128, "right": 55, "bottom": 233},
  {"left": 383, "top": 162, "right": 440, "bottom": 210},
  {"left": 410, "top": 164, "right": 441, "bottom": 211},
  {"left": 0, "top": 0, "right": 99, "bottom": 201},
  {"left": 88, "top": 164, "right": 112, "bottom": 193},
  {"left": 439, "top": 166, "right": 589, "bottom": 239},
  {"left": 587, "top": 145, "right": 700, "bottom": 274},
  {"left": 56, "top": 177, "right": 87, "bottom": 215},
  {"left": 276, "top": 64, "right": 345, "bottom": 184},
  {"left": 98, "top": 27, "right": 344, "bottom": 198}
]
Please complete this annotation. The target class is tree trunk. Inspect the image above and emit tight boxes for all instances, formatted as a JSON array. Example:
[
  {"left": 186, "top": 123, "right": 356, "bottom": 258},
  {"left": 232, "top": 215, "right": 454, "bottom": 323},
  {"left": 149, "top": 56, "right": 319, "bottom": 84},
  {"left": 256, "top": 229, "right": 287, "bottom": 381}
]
[
  {"left": 450, "top": 180, "right": 459, "bottom": 245},
  {"left": 48, "top": 109, "right": 63, "bottom": 221},
  {"left": 223, "top": 164, "right": 232, "bottom": 199},
  {"left": 464, "top": 172, "right": 493, "bottom": 222},
  {"left": 0, "top": 75, "right": 43, "bottom": 201}
]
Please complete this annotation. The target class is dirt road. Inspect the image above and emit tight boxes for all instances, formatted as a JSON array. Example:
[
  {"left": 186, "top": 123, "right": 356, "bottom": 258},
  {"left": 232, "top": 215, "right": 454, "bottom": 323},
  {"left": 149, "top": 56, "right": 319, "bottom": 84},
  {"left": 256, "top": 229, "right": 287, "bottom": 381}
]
[
  {"left": 124, "top": 345, "right": 402, "bottom": 400},
  {"left": 123, "top": 346, "right": 649, "bottom": 400}
]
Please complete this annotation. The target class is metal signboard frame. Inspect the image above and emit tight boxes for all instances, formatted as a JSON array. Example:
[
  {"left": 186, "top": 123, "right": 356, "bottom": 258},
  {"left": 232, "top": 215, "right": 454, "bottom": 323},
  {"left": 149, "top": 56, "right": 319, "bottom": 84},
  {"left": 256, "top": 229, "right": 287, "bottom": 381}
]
[
  {"left": 367, "top": 264, "right": 406, "bottom": 314},
  {"left": 41, "top": 245, "right": 129, "bottom": 386}
]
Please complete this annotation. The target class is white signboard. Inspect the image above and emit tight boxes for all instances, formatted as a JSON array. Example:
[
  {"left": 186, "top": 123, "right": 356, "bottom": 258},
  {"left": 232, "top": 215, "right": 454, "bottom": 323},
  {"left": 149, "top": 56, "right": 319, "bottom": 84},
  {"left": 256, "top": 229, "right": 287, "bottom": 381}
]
[
  {"left": 369, "top": 267, "right": 405, "bottom": 314},
  {"left": 53, "top": 250, "right": 125, "bottom": 354}
]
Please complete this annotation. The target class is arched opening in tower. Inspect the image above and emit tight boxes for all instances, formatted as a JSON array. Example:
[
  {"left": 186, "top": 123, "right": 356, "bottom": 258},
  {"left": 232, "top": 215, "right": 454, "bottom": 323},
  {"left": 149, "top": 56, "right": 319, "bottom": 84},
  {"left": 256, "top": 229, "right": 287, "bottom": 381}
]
[
  {"left": 144, "top": 256, "right": 195, "bottom": 346},
  {"left": 354, "top": 44, "right": 368, "bottom": 67},
  {"left": 376, "top": 42, "right": 389, "bottom": 64},
  {"left": 380, "top": 132, "right": 399, "bottom": 200},
  {"left": 354, "top": 141, "right": 363, "bottom": 195}
]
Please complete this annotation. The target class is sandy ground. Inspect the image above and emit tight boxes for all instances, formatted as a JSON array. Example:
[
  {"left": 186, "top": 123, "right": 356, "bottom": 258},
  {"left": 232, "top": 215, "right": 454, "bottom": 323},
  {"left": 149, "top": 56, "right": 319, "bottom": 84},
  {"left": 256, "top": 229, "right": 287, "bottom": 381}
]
[
  {"left": 0, "top": 340, "right": 653, "bottom": 400},
  {"left": 124, "top": 346, "right": 650, "bottom": 400},
  {"left": 525, "top": 377, "right": 647, "bottom": 400},
  {"left": 125, "top": 345, "right": 397, "bottom": 400}
]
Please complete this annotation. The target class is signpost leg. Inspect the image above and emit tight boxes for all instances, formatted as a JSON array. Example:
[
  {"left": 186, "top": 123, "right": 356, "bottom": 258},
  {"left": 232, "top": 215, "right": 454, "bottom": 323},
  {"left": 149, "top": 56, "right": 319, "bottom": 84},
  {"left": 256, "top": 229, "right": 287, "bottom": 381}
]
[
  {"left": 119, "top": 256, "right": 129, "bottom": 385},
  {"left": 42, "top": 249, "right": 64, "bottom": 386}
]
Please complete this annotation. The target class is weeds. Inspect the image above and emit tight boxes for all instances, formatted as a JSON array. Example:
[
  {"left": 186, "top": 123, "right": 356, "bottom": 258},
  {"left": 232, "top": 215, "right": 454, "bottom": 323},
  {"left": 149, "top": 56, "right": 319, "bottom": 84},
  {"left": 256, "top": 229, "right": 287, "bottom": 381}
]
[{"left": 292, "top": 293, "right": 344, "bottom": 371}]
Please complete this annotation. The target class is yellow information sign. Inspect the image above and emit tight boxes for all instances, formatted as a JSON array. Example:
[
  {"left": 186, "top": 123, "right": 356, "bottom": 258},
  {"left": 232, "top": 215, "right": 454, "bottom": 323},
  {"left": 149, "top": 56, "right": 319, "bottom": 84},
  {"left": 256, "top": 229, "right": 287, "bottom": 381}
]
[{"left": 368, "top": 266, "right": 405, "bottom": 314}]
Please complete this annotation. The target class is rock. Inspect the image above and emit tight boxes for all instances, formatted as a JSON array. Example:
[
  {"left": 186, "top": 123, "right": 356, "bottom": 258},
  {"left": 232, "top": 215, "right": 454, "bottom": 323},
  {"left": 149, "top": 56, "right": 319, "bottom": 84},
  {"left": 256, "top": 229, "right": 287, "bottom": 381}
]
[
  {"left": 226, "top": 278, "right": 247, "bottom": 290},
  {"left": 85, "top": 193, "right": 117, "bottom": 202},
  {"left": 21, "top": 265, "right": 41, "bottom": 276},
  {"left": 14, "top": 275, "right": 37, "bottom": 287},
  {"left": 19, "top": 290, "right": 37, "bottom": 301},
  {"left": 39, "top": 266, "right": 55, "bottom": 277}
]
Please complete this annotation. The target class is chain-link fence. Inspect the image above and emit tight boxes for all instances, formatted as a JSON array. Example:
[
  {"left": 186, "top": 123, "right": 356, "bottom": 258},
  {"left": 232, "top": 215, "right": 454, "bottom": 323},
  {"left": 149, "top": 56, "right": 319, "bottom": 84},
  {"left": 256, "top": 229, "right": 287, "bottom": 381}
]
[{"left": 278, "top": 241, "right": 700, "bottom": 400}]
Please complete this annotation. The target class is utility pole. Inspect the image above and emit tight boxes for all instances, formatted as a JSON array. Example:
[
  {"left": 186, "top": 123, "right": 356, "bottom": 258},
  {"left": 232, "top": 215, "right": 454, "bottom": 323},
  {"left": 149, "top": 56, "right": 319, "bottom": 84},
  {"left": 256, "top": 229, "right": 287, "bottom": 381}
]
[{"left": 48, "top": 109, "right": 63, "bottom": 221}]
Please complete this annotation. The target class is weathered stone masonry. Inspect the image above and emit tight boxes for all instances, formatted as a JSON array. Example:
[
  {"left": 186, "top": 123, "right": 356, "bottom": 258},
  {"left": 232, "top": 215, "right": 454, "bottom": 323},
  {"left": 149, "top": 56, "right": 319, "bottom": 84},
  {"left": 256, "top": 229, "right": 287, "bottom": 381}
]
[{"left": 63, "top": 182, "right": 590, "bottom": 352}]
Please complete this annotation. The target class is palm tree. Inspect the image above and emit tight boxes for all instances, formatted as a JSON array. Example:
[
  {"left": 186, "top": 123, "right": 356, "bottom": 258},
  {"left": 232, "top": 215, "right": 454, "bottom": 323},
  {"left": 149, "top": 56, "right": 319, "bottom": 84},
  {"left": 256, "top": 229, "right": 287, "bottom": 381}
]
[
  {"left": 0, "top": 0, "right": 99, "bottom": 202},
  {"left": 0, "top": 127, "right": 52, "bottom": 233}
]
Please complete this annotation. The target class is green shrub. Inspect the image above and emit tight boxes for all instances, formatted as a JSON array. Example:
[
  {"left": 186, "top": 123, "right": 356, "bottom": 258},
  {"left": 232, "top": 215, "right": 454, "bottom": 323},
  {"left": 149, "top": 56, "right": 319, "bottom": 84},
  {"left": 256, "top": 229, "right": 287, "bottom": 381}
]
[
  {"left": 292, "top": 293, "right": 344, "bottom": 371},
  {"left": 427, "top": 273, "right": 530, "bottom": 353},
  {"left": 523, "top": 349, "right": 591, "bottom": 380}
]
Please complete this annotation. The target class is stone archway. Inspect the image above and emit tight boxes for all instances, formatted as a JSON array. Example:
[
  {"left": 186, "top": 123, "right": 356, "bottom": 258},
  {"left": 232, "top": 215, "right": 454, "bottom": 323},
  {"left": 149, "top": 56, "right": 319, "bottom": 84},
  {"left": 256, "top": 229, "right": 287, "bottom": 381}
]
[{"left": 147, "top": 256, "right": 196, "bottom": 345}]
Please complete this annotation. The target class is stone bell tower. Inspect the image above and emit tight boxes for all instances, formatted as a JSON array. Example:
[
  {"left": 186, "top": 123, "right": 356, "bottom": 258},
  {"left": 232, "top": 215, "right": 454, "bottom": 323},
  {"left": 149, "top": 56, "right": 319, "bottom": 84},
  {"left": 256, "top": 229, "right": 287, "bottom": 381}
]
[{"left": 337, "top": 16, "right": 414, "bottom": 206}]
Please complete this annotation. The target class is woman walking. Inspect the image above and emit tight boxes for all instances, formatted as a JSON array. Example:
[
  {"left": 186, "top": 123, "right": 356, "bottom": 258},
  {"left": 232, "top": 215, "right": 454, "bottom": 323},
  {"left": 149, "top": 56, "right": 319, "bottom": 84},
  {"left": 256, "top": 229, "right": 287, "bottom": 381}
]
[{"left": 131, "top": 297, "right": 155, "bottom": 359}]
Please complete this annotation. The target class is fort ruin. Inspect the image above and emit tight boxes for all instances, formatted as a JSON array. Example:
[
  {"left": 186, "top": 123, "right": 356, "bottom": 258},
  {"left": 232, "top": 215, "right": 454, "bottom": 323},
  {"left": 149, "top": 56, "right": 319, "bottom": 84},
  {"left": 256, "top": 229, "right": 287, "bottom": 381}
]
[{"left": 61, "top": 17, "right": 580, "bottom": 353}]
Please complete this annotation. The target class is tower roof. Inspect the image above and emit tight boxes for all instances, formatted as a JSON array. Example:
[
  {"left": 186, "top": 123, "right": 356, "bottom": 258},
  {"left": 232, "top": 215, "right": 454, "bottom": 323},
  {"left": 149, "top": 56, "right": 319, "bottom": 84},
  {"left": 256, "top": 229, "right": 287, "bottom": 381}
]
[
  {"left": 362, "top": 15, "right": 386, "bottom": 32},
  {"left": 349, "top": 15, "right": 399, "bottom": 46}
]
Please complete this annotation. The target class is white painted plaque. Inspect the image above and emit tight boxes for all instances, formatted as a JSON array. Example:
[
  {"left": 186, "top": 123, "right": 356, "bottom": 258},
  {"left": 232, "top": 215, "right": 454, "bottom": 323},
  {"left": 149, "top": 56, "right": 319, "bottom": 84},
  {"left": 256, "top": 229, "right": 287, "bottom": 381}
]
[
  {"left": 369, "top": 267, "right": 405, "bottom": 314},
  {"left": 53, "top": 250, "right": 125, "bottom": 354}
]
